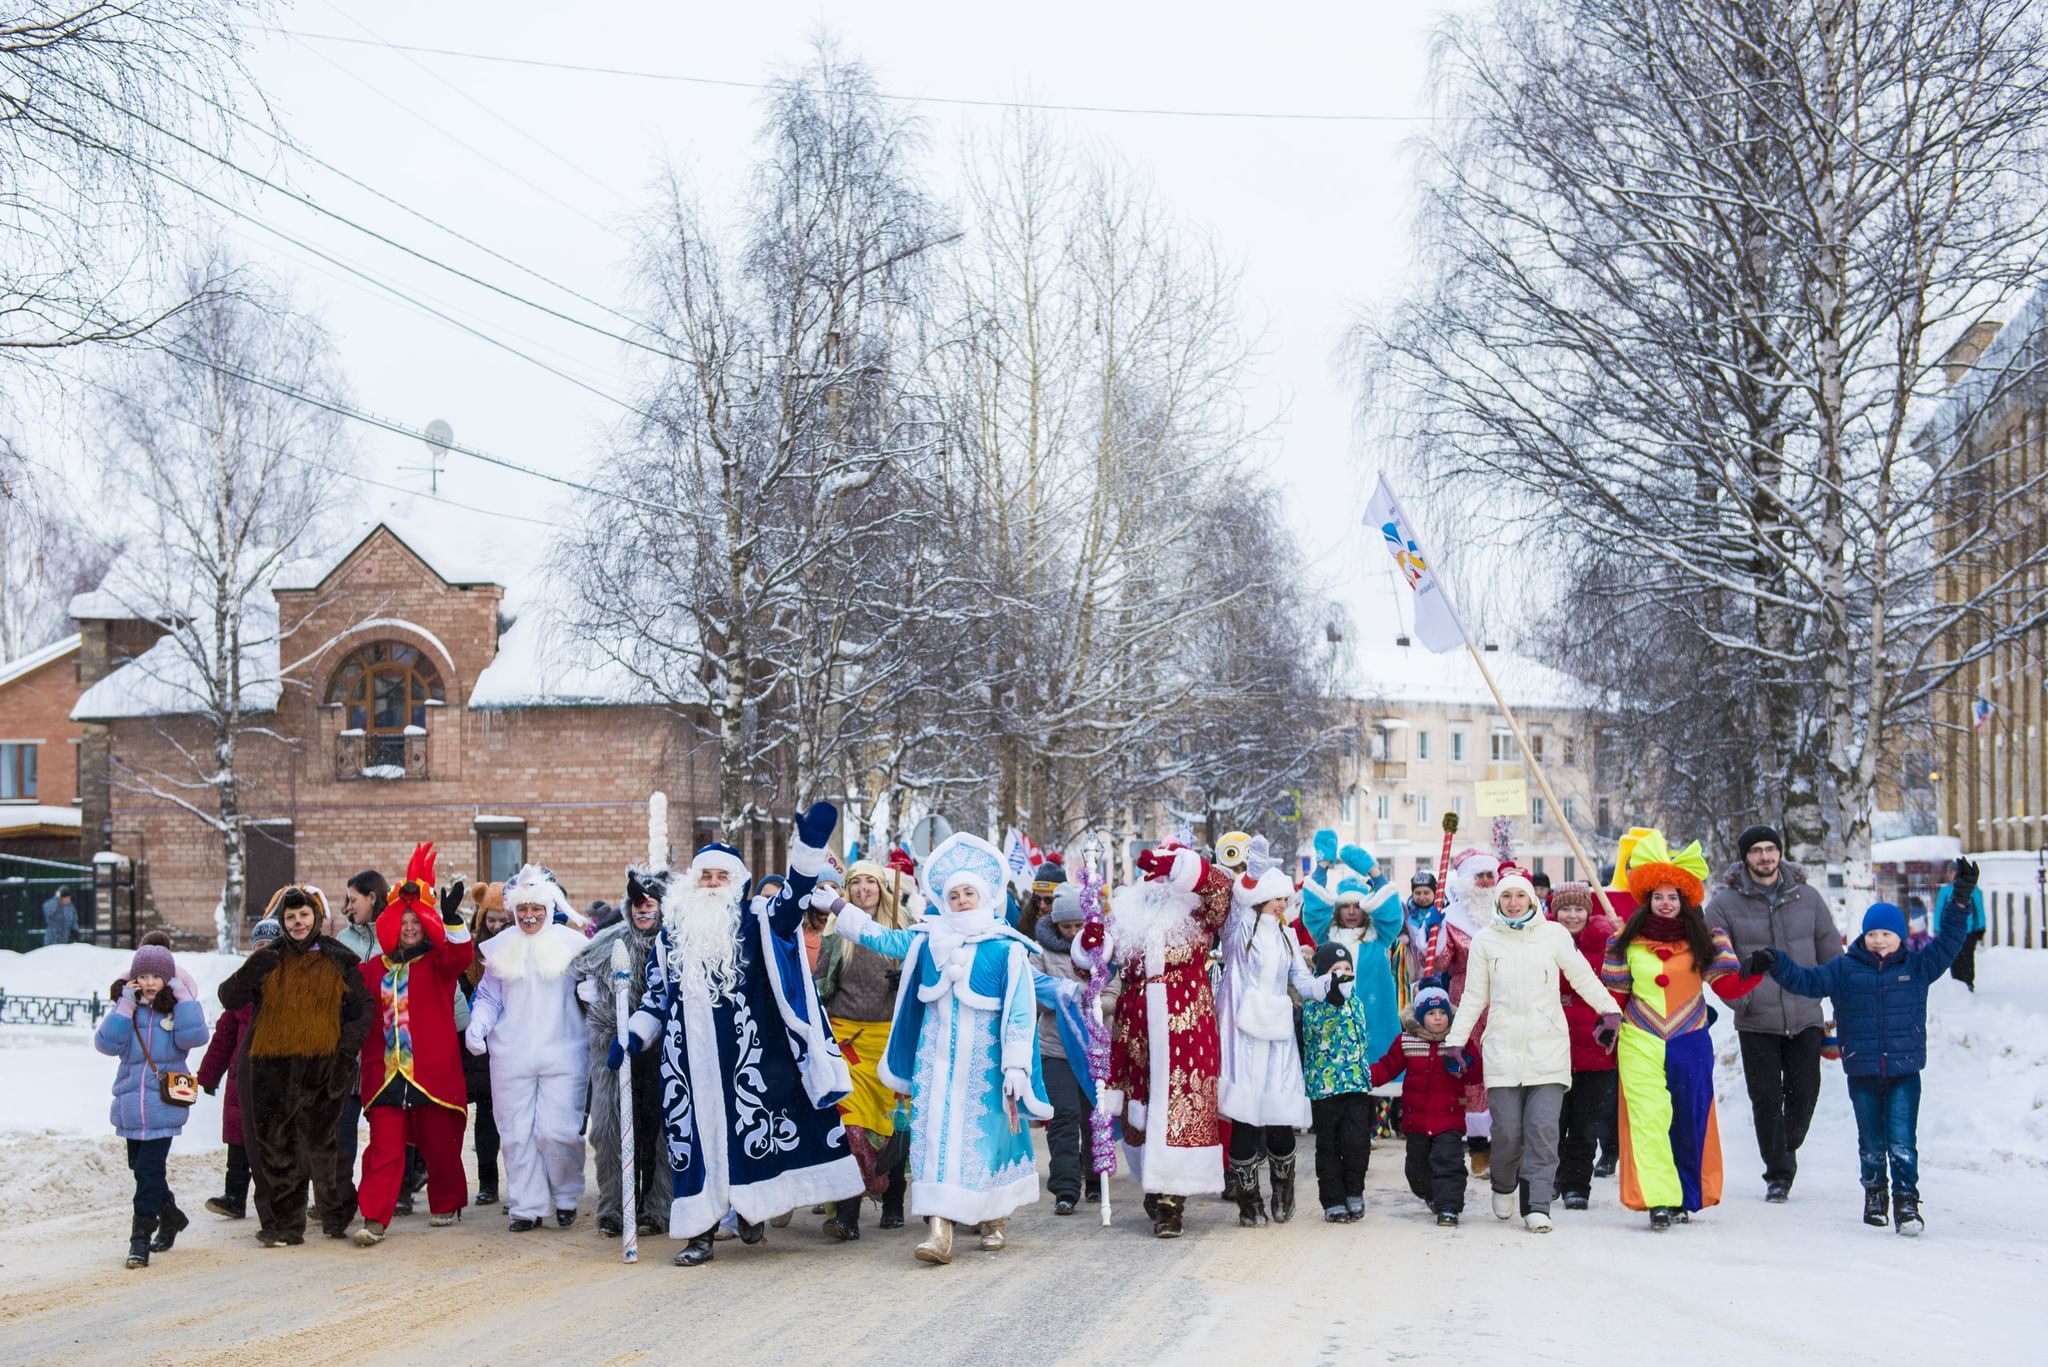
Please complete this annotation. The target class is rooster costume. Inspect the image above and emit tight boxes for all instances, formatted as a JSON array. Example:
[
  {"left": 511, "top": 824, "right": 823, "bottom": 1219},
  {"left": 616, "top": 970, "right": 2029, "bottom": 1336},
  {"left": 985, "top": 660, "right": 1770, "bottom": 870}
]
[
  {"left": 1087, "top": 844, "right": 1232, "bottom": 1236},
  {"left": 353, "top": 844, "right": 475, "bottom": 1239}
]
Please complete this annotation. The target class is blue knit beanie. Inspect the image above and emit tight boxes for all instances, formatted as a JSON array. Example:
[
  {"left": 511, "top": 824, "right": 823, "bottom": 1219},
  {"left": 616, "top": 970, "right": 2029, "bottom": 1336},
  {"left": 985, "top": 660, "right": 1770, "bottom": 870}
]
[
  {"left": 1862, "top": 902, "right": 1907, "bottom": 939},
  {"left": 1413, "top": 986, "right": 1452, "bottom": 1024}
]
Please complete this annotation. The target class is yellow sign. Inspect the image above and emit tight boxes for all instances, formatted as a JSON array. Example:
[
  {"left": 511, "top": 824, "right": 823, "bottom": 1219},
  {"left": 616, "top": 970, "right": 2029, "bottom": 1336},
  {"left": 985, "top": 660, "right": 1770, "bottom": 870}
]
[{"left": 1474, "top": 778, "right": 1529, "bottom": 818}]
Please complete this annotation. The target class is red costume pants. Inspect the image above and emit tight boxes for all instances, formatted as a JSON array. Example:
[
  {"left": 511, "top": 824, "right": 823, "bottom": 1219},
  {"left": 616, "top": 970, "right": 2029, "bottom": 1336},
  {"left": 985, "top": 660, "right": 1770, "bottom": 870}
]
[{"left": 359, "top": 1102, "right": 468, "bottom": 1224}]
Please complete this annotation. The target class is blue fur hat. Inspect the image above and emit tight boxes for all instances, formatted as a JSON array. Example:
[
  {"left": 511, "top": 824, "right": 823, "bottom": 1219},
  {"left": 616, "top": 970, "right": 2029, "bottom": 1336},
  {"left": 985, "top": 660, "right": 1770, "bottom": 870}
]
[
  {"left": 1313, "top": 829, "right": 1338, "bottom": 863},
  {"left": 1862, "top": 902, "right": 1907, "bottom": 940},
  {"left": 687, "top": 841, "right": 753, "bottom": 899}
]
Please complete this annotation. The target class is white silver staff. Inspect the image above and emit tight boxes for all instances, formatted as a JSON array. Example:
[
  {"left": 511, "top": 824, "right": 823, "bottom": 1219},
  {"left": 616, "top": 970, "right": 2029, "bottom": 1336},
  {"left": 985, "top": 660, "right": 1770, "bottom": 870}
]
[{"left": 610, "top": 936, "right": 638, "bottom": 1264}]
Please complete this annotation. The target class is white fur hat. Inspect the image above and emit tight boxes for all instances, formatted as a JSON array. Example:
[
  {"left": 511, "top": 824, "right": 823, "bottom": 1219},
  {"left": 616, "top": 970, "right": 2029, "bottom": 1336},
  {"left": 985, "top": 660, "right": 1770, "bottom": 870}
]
[{"left": 1234, "top": 866, "right": 1295, "bottom": 910}]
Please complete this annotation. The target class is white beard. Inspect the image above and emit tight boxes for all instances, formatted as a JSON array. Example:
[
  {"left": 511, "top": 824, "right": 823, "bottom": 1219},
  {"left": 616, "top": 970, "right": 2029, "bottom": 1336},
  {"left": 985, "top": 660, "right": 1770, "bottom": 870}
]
[
  {"left": 664, "top": 883, "right": 746, "bottom": 1003},
  {"left": 1110, "top": 879, "right": 1202, "bottom": 967}
]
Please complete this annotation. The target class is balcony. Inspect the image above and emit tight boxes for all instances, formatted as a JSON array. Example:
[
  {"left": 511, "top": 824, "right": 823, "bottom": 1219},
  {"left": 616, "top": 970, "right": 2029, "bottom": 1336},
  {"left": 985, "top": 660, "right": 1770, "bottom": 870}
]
[
  {"left": 336, "top": 728, "right": 429, "bottom": 781},
  {"left": 1369, "top": 760, "right": 1408, "bottom": 783}
]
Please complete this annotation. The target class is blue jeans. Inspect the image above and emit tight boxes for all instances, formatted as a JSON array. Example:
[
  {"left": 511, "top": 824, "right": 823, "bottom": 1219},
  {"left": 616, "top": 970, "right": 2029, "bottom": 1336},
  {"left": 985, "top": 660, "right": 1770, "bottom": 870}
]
[{"left": 1845, "top": 1074, "right": 1920, "bottom": 1198}]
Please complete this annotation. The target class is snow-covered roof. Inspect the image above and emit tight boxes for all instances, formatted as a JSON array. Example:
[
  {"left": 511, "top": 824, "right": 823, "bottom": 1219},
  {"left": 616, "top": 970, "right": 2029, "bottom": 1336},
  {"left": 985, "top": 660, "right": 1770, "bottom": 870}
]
[
  {"left": 0, "top": 634, "right": 80, "bottom": 689},
  {"left": 1350, "top": 640, "right": 1587, "bottom": 712},
  {"left": 0, "top": 804, "right": 83, "bottom": 837},
  {"left": 272, "top": 506, "right": 502, "bottom": 593},
  {"left": 70, "top": 602, "right": 281, "bottom": 721},
  {"left": 1871, "top": 835, "right": 1964, "bottom": 865},
  {"left": 468, "top": 586, "right": 659, "bottom": 710}
]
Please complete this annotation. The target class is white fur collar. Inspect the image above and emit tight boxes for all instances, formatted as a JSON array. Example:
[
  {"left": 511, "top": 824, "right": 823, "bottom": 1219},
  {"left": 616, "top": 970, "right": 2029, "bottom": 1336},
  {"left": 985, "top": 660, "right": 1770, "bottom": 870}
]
[{"left": 482, "top": 922, "right": 581, "bottom": 982}]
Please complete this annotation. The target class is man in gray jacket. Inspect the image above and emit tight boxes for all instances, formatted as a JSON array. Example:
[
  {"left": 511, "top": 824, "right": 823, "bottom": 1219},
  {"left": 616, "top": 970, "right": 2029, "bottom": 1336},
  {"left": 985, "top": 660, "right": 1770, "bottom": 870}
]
[
  {"left": 41, "top": 888, "right": 78, "bottom": 946},
  {"left": 1704, "top": 824, "right": 1842, "bottom": 1203}
]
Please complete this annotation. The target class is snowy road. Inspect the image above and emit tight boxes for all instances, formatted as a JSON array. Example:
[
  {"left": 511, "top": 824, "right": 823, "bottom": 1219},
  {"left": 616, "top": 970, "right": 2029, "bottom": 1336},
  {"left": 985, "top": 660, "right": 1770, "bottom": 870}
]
[{"left": 3, "top": 952, "right": 2046, "bottom": 1366}]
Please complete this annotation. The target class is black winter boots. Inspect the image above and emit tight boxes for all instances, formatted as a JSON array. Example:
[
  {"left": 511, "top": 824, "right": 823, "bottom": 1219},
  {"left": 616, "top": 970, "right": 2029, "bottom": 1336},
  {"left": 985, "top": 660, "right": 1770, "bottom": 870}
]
[
  {"left": 1268, "top": 1153, "right": 1298, "bottom": 1224},
  {"left": 1229, "top": 1157, "right": 1267, "bottom": 1227},
  {"left": 125, "top": 1214, "right": 156, "bottom": 1269},
  {"left": 1863, "top": 1187, "right": 1890, "bottom": 1226},
  {"left": 149, "top": 1197, "right": 189, "bottom": 1253}
]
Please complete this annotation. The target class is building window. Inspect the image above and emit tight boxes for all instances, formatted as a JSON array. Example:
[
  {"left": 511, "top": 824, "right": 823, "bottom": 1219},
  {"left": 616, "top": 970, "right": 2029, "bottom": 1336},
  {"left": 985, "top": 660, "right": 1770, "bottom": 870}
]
[
  {"left": 0, "top": 742, "right": 37, "bottom": 800},
  {"left": 1562, "top": 736, "right": 1576, "bottom": 766},
  {"left": 1532, "top": 855, "right": 1546, "bottom": 875},
  {"left": 1490, "top": 731, "right": 1517, "bottom": 763},
  {"left": 476, "top": 819, "right": 527, "bottom": 882},
  {"left": 1529, "top": 732, "right": 1544, "bottom": 763},
  {"left": 1452, "top": 795, "right": 1466, "bottom": 818},
  {"left": 1416, "top": 730, "right": 1431, "bottom": 761},
  {"left": 1564, "top": 857, "right": 1577, "bottom": 881},
  {"left": 1376, "top": 793, "right": 1393, "bottom": 822},
  {"left": 1451, "top": 731, "right": 1467, "bottom": 763},
  {"left": 1564, "top": 796, "right": 1577, "bottom": 824},
  {"left": 1416, "top": 794, "right": 1430, "bottom": 824},
  {"left": 1340, "top": 791, "right": 1358, "bottom": 825},
  {"left": 327, "top": 641, "right": 444, "bottom": 778},
  {"left": 1531, "top": 795, "right": 1548, "bottom": 826}
]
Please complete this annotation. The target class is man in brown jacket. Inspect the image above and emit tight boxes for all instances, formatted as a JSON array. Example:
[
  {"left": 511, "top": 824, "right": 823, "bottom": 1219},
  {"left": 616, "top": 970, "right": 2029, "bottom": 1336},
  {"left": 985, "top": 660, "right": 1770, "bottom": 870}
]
[{"left": 1704, "top": 824, "right": 1843, "bottom": 1204}]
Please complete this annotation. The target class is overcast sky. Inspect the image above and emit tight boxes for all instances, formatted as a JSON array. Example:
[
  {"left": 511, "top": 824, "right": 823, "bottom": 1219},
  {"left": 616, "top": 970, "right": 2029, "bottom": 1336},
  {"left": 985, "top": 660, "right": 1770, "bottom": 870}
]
[{"left": 214, "top": 0, "right": 1484, "bottom": 663}]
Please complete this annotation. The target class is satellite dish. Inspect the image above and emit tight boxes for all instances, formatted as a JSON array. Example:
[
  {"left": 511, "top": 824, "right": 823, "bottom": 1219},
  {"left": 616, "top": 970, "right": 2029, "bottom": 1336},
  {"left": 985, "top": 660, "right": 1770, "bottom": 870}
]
[{"left": 419, "top": 419, "right": 453, "bottom": 494}]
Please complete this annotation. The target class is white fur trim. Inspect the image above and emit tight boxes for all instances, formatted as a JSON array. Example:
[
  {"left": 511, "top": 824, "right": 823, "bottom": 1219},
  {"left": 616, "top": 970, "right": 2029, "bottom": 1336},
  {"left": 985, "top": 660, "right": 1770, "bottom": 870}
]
[
  {"left": 1132, "top": 1137, "right": 1220, "bottom": 1196},
  {"left": 1233, "top": 866, "right": 1294, "bottom": 910},
  {"left": 444, "top": 923, "right": 473, "bottom": 944},
  {"left": 626, "top": 1007, "right": 660, "bottom": 1051},
  {"left": 1167, "top": 848, "right": 1203, "bottom": 894},
  {"left": 909, "top": 1171, "right": 1041, "bottom": 1226},
  {"left": 788, "top": 840, "right": 828, "bottom": 879},
  {"left": 728, "top": 1153, "right": 865, "bottom": 1226},
  {"left": 1127, "top": 1100, "right": 1148, "bottom": 1131},
  {"left": 689, "top": 848, "right": 749, "bottom": 883},
  {"left": 1098, "top": 1088, "right": 1124, "bottom": 1116}
]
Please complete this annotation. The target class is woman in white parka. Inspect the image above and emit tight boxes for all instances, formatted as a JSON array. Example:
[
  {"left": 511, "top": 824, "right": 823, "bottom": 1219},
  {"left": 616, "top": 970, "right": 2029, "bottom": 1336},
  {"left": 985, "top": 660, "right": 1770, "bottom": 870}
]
[
  {"left": 1442, "top": 864, "right": 1620, "bottom": 1234},
  {"left": 1217, "top": 866, "right": 1347, "bottom": 1227}
]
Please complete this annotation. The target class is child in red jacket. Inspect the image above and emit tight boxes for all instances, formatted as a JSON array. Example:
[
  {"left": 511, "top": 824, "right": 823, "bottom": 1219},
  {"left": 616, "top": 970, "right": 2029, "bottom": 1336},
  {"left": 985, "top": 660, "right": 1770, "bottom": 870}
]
[
  {"left": 1369, "top": 986, "right": 1467, "bottom": 1226},
  {"left": 1551, "top": 884, "right": 1619, "bottom": 1210}
]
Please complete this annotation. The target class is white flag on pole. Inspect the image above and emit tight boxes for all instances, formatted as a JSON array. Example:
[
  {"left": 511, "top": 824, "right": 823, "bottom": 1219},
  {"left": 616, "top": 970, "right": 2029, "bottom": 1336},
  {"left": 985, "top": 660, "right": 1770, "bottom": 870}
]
[
  {"left": 1364, "top": 474, "right": 1468, "bottom": 654},
  {"left": 1001, "top": 827, "right": 1033, "bottom": 891}
]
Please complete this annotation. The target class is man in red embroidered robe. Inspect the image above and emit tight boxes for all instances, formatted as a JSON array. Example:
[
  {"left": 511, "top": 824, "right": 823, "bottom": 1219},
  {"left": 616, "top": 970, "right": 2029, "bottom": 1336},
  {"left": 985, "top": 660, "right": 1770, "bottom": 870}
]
[{"left": 1085, "top": 844, "right": 1232, "bottom": 1237}]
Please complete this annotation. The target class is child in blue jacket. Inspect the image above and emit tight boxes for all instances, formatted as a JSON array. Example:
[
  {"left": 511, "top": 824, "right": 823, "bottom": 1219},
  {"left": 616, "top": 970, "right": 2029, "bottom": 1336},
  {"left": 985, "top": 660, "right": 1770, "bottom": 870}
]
[
  {"left": 95, "top": 943, "right": 210, "bottom": 1269},
  {"left": 1744, "top": 857, "right": 1976, "bottom": 1237}
]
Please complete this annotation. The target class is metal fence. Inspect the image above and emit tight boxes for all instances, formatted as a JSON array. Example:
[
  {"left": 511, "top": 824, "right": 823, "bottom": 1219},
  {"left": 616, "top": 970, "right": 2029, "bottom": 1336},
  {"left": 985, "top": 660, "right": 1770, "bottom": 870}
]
[
  {"left": 1987, "top": 889, "right": 2042, "bottom": 949},
  {"left": 0, "top": 853, "right": 143, "bottom": 952}
]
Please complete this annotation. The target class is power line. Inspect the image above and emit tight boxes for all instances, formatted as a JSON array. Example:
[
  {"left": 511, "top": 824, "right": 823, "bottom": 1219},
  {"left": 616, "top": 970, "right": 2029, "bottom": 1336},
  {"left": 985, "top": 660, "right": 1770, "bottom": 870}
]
[
  {"left": 315, "top": 0, "right": 623, "bottom": 205},
  {"left": 284, "top": 30, "right": 619, "bottom": 233},
  {"left": 270, "top": 29, "right": 1437, "bottom": 124},
  {"left": 155, "top": 344, "right": 674, "bottom": 517},
  {"left": 70, "top": 368, "right": 561, "bottom": 529}
]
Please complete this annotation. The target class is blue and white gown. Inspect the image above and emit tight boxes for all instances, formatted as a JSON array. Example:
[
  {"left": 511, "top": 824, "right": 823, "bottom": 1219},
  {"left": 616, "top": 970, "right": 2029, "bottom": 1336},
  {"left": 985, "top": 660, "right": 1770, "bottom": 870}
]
[{"left": 835, "top": 904, "right": 1055, "bottom": 1226}]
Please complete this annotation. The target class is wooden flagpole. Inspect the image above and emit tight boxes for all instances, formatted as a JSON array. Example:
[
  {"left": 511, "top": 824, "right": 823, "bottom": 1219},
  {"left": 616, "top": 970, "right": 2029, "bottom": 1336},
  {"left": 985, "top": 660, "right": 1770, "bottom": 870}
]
[{"left": 1457, "top": 639, "right": 1622, "bottom": 923}]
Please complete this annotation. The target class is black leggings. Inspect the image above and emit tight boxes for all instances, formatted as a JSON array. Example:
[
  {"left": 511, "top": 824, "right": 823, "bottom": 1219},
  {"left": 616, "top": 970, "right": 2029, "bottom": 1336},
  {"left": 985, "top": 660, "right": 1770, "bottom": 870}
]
[{"left": 1228, "top": 1123, "right": 1296, "bottom": 1162}]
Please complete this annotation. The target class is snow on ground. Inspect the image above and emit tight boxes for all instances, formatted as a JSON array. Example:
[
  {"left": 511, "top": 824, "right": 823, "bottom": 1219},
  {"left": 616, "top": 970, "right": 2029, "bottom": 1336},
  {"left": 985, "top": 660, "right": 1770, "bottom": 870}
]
[{"left": 0, "top": 946, "right": 2044, "bottom": 1364}]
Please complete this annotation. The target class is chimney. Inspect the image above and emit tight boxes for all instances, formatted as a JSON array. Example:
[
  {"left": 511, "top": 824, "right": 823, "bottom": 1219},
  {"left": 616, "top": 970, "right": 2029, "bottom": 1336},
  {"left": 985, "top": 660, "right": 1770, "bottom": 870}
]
[{"left": 1942, "top": 319, "right": 2002, "bottom": 386}]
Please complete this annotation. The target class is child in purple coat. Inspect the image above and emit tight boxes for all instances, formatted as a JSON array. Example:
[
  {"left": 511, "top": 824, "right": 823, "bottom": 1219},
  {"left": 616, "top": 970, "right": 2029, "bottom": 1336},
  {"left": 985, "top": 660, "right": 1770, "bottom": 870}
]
[{"left": 95, "top": 943, "right": 210, "bottom": 1268}]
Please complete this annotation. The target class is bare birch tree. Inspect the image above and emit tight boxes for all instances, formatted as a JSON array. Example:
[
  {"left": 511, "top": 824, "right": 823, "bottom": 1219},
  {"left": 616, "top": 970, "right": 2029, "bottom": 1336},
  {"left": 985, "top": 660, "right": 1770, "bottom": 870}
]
[
  {"left": 1, "top": 1, "right": 270, "bottom": 358},
  {"left": 92, "top": 259, "right": 348, "bottom": 949},
  {"left": 1362, "top": 0, "right": 2048, "bottom": 897},
  {"left": 557, "top": 41, "right": 957, "bottom": 839}
]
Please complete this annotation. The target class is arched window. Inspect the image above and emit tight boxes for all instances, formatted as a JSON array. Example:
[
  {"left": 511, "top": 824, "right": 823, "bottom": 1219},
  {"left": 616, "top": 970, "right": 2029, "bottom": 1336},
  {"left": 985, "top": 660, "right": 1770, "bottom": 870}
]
[{"left": 326, "top": 642, "right": 445, "bottom": 774}]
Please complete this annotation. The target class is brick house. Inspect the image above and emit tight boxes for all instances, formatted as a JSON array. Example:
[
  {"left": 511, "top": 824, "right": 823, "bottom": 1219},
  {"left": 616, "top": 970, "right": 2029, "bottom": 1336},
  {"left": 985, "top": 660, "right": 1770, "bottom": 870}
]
[
  {"left": 0, "top": 632, "right": 85, "bottom": 861},
  {"left": 71, "top": 512, "right": 778, "bottom": 947}
]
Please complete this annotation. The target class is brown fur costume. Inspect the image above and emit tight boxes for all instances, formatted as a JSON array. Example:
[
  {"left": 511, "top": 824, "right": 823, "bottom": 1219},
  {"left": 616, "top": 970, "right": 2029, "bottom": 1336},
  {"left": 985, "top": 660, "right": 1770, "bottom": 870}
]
[{"left": 218, "top": 887, "right": 371, "bottom": 1241}]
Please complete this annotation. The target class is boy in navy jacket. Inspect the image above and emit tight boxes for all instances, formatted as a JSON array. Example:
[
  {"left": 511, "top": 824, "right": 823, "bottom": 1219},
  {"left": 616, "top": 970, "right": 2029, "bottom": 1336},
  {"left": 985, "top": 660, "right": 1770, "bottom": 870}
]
[{"left": 1745, "top": 857, "right": 1976, "bottom": 1237}]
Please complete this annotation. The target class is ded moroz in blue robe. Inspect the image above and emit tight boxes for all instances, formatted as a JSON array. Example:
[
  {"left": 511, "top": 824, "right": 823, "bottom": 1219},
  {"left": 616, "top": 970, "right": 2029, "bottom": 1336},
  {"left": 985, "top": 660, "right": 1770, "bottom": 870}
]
[{"left": 627, "top": 842, "right": 863, "bottom": 1238}]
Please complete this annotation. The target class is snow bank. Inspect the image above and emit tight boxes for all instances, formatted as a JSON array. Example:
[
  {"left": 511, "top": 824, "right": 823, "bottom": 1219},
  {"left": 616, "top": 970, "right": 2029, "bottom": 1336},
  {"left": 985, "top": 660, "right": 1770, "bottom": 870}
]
[
  {"left": 1713, "top": 949, "right": 2048, "bottom": 1174},
  {"left": 0, "top": 942, "right": 247, "bottom": 1004}
]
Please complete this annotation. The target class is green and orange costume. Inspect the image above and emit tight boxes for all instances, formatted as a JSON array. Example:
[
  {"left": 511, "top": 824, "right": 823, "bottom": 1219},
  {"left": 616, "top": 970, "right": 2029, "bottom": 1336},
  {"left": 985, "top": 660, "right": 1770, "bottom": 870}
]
[{"left": 1601, "top": 834, "right": 1758, "bottom": 1214}]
